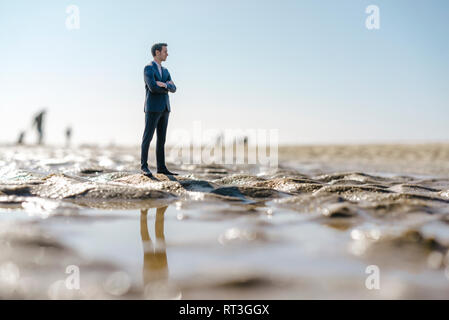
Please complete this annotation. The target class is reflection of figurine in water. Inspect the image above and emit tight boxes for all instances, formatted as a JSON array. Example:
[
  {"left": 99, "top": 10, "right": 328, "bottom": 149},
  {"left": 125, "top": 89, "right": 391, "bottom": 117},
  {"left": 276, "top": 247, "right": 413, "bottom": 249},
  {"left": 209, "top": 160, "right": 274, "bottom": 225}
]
[
  {"left": 17, "top": 131, "right": 26, "bottom": 145},
  {"left": 65, "top": 126, "right": 72, "bottom": 147},
  {"left": 140, "top": 207, "right": 169, "bottom": 293},
  {"left": 32, "top": 109, "right": 46, "bottom": 145},
  {"left": 140, "top": 206, "right": 181, "bottom": 299}
]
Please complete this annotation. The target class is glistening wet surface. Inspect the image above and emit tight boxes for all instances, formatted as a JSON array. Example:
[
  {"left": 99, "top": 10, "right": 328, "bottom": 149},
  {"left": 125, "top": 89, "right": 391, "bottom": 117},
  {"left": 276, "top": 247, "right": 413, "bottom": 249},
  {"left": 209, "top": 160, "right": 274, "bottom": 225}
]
[{"left": 1, "top": 144, "right": 449, "bottom": 299}]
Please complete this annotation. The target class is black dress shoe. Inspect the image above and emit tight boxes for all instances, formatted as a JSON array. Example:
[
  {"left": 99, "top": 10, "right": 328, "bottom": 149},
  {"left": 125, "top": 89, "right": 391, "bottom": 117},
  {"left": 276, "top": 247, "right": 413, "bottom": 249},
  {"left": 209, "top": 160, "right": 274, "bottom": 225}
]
[
  {"left": 157, "top": 168, "right": 179, "bottom": 175},
  {"left": 141, "top": 167, "right": 153, "bottom": 177}
]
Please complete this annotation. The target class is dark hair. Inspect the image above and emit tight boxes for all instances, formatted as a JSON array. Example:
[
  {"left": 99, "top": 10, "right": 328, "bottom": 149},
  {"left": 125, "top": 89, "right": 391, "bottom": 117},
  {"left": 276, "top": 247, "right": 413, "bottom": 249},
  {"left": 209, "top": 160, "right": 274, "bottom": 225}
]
[{"left": 151, "top": 43, "right": 167, "bottom": 57}]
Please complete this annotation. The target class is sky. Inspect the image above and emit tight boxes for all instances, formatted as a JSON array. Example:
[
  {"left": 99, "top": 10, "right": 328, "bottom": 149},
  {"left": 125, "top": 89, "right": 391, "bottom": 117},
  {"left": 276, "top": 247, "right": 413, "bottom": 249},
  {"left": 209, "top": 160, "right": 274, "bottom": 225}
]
[{"left": 0, "top": 0, "right": 448, "bottom": 147}]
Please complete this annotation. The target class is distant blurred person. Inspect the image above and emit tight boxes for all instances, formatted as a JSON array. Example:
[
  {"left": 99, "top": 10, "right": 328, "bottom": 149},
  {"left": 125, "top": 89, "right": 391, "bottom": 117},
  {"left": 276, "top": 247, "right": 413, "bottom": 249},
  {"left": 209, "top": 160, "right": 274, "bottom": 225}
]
[
  {"left": 215, "top": 132, "right": 224, "bottom": 146},
  {"left": 17, "top": 131, "right": 26, "bottom": 145},
  {"left": 32, "top": 109, "right": 46, "bottom": 145},
  {"left": 65, "top": 126, "right": 72, "bottom": 147}
]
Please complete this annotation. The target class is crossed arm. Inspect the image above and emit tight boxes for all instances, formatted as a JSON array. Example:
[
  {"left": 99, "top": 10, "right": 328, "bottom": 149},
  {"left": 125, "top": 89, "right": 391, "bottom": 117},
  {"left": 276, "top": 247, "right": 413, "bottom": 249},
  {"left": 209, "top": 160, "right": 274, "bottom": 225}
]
[
  {"left": 161, "top": 72, "right": 177, "bottom": 93},
  {"left": 144, "top": 66, "right": 177, "bottom": 94}
]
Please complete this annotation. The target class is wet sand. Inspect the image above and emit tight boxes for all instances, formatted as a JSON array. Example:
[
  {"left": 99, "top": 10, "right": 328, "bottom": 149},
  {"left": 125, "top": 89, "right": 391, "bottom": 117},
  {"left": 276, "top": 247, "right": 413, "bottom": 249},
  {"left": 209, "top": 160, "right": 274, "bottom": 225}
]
[{"left": 0, "top": 143, "right": 449, "bottom": 299}]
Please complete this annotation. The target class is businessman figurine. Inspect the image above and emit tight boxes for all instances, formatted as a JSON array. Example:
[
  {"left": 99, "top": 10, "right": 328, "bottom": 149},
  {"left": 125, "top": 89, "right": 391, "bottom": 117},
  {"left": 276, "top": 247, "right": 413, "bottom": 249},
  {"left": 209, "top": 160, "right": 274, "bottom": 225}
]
[{"left": 141, "top": 43, "right": 178, "bottom": 177}]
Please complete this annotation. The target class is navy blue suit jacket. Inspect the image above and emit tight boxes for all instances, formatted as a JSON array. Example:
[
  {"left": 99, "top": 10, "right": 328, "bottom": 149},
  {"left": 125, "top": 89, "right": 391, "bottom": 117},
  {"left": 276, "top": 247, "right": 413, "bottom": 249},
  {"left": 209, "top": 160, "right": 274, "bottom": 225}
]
[{"left": 143, "top": 61, "right": 177, "bottom": 112}]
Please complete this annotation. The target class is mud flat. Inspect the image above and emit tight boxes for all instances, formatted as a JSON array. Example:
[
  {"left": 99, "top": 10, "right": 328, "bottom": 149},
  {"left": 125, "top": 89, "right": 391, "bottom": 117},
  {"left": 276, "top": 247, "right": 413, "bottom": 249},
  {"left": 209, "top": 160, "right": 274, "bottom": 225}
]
[{"left": 0, "top": 143, "right": 448, "bottom": 299}]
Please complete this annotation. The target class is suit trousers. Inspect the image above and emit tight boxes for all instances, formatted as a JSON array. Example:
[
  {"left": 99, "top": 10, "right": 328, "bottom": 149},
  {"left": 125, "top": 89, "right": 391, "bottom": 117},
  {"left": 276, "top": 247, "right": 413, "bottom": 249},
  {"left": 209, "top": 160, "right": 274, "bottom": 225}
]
[{"left": 141, "top": 106, "right": 170, "bottom": 170}]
